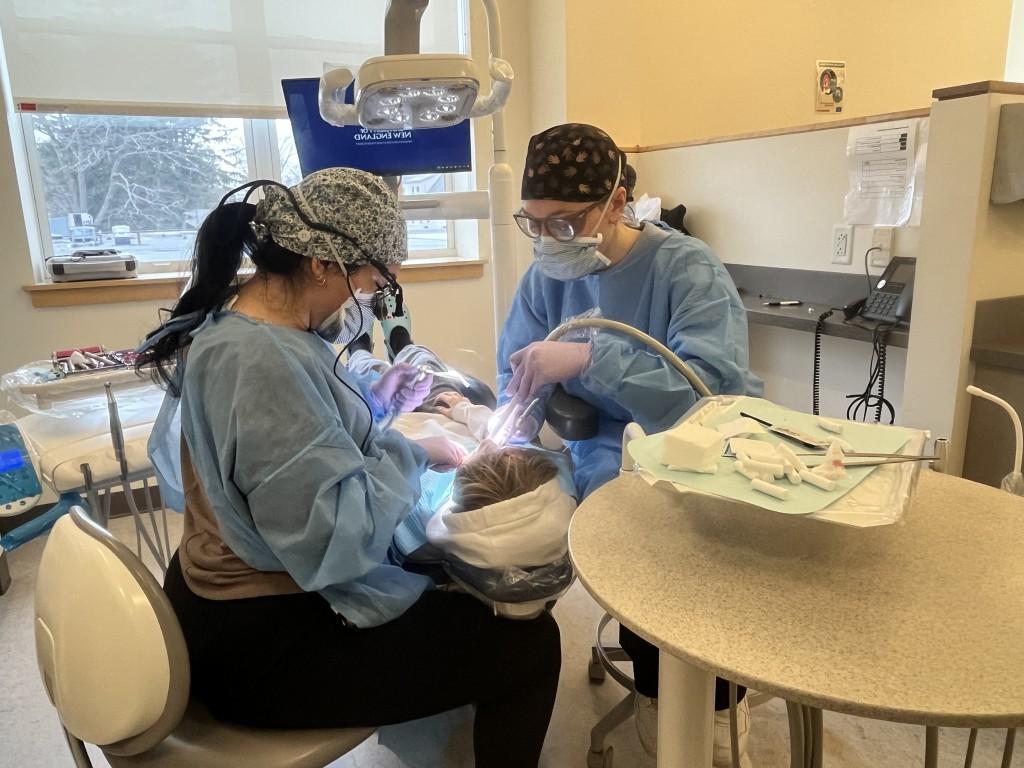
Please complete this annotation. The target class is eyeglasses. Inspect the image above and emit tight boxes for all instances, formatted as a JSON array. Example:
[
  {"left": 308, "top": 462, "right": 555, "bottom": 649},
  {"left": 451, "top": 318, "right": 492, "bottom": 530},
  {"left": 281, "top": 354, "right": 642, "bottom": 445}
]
[{"left": 513, "top": 199, "right": 604, "bottom": 242}]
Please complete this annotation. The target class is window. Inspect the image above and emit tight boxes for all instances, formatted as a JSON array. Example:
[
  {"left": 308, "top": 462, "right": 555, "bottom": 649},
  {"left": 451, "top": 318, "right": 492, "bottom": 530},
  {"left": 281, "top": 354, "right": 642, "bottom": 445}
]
[
  {"left": 6, "top": 0, "right": 472, "bottom": 276},
  {"left": 1009, "top": 0, "right": 1024, "bottom": 80},
  {"left": 24, "top": 113, "right": 249, "bottom": 274},
  {"left": 23, "top": 111, "right": 472, "bottom": 274}
]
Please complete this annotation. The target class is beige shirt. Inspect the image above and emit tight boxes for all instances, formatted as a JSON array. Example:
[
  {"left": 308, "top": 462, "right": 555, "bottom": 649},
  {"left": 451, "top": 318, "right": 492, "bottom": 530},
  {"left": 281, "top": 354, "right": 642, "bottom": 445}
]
[{"left": 178, "top": 440, "right": 303, "bottom": 600}]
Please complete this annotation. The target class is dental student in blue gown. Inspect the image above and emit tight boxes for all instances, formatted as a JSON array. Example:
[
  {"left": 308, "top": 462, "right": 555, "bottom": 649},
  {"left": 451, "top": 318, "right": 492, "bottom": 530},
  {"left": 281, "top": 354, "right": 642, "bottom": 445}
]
[{"left": 498, "top": 123, "right": 763, "bottom": 767}]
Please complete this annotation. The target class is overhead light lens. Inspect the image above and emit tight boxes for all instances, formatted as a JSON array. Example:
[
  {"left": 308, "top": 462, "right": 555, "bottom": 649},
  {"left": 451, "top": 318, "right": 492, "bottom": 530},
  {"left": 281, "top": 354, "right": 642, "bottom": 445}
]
[{"left": 360, "top": 79, "right": 478, "bottom": 129}]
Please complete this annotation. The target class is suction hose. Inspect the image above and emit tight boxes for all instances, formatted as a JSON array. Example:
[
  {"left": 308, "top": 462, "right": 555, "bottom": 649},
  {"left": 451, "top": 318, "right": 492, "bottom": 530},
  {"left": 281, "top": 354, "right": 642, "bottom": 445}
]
[{"left": 545, "top": 318, "right": 713, "bottom": 398}]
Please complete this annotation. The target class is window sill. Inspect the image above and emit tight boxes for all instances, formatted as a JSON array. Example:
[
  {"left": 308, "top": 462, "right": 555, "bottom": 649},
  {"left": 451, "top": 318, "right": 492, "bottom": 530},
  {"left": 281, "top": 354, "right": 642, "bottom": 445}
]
[{"left": 22, "top": 259, "right": 486, "bottom": 308}]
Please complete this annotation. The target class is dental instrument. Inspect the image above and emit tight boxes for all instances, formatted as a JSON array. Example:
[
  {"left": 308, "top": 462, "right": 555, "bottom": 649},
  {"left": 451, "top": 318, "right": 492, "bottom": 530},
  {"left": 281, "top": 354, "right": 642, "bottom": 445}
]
[
  {"left": 485, "top": 397, "right": 542, "bottom": 447},
  {"left": 739, "top": 412, "right": 832, "bottom": 449},
  {"left": 422, "top": 366, "right": 470, "bottom": 388}
]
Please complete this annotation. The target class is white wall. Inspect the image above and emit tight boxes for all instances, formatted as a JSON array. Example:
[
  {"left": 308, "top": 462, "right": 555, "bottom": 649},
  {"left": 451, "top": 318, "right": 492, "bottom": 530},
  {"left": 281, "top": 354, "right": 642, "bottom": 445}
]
[
  {"left": 903, "top": 91, "right": 1024, "bottom": 473},
  {"left": 750, "top": 325, "right": 906, "bottom": 420},
  {"left": 631, "top": 122, "right": 919, "bottom": 421}
]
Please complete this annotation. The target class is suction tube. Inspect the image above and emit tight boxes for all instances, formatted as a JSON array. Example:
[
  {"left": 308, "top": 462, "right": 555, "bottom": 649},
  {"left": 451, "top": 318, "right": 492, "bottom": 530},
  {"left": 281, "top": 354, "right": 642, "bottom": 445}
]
[{"left": 545, "top": 318, "right": 713, "bottom": 398}]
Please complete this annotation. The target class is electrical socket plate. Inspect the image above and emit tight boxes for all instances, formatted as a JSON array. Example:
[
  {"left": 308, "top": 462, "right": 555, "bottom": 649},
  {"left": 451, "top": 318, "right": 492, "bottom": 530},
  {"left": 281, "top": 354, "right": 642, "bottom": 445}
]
[
  {"left": 831, "top": 224, "right": 853, "bottom": 264},
  {"left": 870, "top": 227, "right": 894, "bottom": 267}
]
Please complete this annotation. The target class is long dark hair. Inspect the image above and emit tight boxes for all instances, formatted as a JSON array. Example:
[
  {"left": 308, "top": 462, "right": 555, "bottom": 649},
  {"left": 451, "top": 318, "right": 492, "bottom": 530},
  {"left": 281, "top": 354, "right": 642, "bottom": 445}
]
[{"left": 135, "top": 199, "right": 305, "bottom": 395}]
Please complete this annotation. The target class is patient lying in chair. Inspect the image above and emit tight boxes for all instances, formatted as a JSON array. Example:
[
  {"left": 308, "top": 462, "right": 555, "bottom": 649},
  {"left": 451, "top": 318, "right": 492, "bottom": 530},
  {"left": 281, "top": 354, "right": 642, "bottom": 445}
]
[
  {"left": 349, "top": 344, "right": 577, "bottom": 617},
  {"left": 427, "top": 447, "right": 577, "bottom": 619},
  {"left": 430, "top": 448, "right": 573, "bottom": 562}
]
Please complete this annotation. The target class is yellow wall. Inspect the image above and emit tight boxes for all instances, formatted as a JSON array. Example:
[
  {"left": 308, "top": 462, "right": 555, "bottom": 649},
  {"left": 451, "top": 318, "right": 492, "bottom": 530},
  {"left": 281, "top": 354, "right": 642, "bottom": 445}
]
[
  {"left": 563, "top": 0, "right": 1014, "bottom": 147},
  {"left": 564, "top": 0, "right": 644, "bottom": 146}
]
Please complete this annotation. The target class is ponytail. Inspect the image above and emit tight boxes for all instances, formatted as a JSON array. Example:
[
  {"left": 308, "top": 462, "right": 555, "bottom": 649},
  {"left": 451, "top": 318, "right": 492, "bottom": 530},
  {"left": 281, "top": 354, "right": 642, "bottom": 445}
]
[{"left": 136, "top": 200, "right": 303, "bottom": 394}]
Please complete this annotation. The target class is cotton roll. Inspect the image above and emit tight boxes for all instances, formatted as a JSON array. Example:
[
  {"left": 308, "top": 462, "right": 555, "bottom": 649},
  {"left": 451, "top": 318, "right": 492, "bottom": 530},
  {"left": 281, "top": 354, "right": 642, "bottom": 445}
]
[
  {"left": 817, "top": 417, "right": 844, "bottom": 434},
  {"left": 735, "top": 461, "right": 761, "bottom": 481},
  {"left": 776, "top": 443, "right": 808, "bottom": 473},
  {"left": 800, "top": 469, "right": 836, "bottom": 491},
  {"left": 744, "top": 458, "right": 785, "bottom": 477},
  {"left": 751, "top": 478, "right": 789, "bottom": 500}
]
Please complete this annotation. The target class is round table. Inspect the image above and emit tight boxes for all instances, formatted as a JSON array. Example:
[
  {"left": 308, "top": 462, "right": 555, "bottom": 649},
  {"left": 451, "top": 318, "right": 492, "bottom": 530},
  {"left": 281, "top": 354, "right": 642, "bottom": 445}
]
[{"left": 569, "top": 470, "right": 1024, "bottom": 767}]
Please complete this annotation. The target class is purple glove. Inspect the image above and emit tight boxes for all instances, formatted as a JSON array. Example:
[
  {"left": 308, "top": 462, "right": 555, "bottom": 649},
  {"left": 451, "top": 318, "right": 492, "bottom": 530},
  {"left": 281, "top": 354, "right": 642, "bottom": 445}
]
[
  {"left": 413, "top": 436, "right": 467, "bottom": 471},
  {"left": 371, "top": 363, "right": 433, "bottom": 414},
  {"left": 506, "top": 340, "right": 592, "bottom": 402}
]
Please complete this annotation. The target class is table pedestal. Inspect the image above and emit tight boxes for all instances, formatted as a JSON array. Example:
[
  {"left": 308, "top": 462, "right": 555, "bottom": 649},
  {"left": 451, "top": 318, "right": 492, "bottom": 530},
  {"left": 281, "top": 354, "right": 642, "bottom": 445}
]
[{"left": 659, "top": 650, "right": 714, "bottom": 767}]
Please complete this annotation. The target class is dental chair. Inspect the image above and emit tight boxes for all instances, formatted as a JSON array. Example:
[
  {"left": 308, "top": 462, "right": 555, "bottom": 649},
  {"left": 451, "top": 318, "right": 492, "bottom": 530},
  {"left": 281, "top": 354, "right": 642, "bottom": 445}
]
[{"left": 34, "top": 507, "right": 375, "bottom": 768}]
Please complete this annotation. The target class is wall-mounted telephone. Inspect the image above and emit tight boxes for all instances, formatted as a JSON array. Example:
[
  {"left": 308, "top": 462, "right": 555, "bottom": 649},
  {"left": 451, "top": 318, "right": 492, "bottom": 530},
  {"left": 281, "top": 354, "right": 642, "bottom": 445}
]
[{"left": 859, "top": 256, "right": 916, "bottom": 323}]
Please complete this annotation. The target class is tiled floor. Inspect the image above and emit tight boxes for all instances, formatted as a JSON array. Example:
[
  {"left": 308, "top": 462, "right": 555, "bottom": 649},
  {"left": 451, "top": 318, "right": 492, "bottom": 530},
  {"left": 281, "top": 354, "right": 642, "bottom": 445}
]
[{"left": 0, "top": 513, "right": 1016, "bottom": 766}]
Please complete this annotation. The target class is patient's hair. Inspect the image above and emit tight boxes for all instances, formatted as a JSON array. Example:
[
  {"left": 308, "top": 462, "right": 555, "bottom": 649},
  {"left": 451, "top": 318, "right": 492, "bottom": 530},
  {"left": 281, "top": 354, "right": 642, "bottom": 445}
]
[{"left": 453, "top": 449, "right": 559, "bottom": 512}]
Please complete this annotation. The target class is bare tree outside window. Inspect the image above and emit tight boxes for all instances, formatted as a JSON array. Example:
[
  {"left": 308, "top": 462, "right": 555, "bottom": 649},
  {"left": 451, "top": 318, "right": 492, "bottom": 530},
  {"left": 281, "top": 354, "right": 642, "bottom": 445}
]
[{"left": 32, "top": 114, "right": 247, "bottom": 263}]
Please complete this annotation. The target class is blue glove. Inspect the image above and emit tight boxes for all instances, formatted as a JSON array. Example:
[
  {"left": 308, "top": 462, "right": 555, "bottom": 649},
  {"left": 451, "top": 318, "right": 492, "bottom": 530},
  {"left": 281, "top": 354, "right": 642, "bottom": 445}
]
[
  {"left": 370, "top": 363, "right": 433, "bottom": 414},
  {"left": 506, "top": 340, "right": 592, "bottom": 403}
]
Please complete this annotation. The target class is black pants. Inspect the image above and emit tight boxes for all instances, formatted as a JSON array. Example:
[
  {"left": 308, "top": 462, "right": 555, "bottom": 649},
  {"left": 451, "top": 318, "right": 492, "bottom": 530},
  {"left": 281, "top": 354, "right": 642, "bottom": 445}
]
[
  {"left": 620, "top": 625, "right": 745, "bottom": 710},
  {"left": 164, "top": 553, "right": 561, "bottom": 767}
]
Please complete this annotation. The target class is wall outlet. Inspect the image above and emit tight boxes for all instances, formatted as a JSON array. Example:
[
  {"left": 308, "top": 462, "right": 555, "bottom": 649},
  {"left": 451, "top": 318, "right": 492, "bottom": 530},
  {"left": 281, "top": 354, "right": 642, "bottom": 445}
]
[
  {"left": 870, "top": 227, "right": 894, "bottom": 267},
  {"left": 831, "top": 225, "right": 853, "bottom": 264}
]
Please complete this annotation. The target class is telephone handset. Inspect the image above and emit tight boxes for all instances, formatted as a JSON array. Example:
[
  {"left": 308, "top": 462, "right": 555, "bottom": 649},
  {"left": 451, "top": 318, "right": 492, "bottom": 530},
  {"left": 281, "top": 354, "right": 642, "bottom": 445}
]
[{"left": 859, "top": 256, "right": 916, "bottom": 323}]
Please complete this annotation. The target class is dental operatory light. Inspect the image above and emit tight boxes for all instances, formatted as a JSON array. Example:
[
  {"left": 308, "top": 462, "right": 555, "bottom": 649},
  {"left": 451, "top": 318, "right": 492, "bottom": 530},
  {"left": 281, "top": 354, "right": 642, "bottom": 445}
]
[{"left": 319, "top": 53, "right": 513, "bottom": 130}]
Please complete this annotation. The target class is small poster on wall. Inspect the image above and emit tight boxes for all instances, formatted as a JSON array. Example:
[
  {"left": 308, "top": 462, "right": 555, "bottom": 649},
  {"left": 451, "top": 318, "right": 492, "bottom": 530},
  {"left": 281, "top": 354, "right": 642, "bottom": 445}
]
[{"left": 816, "top": 60, "right": 846, "bottom": 113}]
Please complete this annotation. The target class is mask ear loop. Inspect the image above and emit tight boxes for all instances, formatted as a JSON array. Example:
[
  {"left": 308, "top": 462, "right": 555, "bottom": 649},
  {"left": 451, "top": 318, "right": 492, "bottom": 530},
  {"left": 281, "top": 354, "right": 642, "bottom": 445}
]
[
  {"left": 584, "top": 155, "right": 623, "bottom": 266},
  {"left": 589, "top": 155, "right": 623, "bottom": 240}
]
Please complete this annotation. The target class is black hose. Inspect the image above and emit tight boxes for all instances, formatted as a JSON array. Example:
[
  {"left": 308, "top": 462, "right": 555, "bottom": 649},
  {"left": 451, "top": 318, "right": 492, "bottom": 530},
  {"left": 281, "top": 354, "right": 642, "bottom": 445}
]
[
  {"left": 874, "top": 329, "right": 888, "bottom": 422},
  {"left": 812, "top": 309, "right": 835, "bottom": 416}
]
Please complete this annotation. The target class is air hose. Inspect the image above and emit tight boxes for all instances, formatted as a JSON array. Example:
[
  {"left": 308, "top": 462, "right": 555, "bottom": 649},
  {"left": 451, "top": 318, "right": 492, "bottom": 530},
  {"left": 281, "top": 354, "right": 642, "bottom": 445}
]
[{"left": 545, "top": 317, "right": 713, "bottom": 398}]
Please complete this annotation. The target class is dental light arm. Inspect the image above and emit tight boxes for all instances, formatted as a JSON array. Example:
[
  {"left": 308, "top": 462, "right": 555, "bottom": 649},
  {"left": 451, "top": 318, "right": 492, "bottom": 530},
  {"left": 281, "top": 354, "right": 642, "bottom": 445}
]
[
  {"left": 545, "top": 318, "right": 714, "bottom": 399},
  {"left": 318, "top": 66, "right": 357, "bottom": 127},
  {"left": 469, "top": 56, "right": 514, "bottom": 118},
  {"left": 318, "top": 0, "right": 513, "bottom": 129},
  {"left": 385, "top": 0, "right": 429, "bottom": 55}
]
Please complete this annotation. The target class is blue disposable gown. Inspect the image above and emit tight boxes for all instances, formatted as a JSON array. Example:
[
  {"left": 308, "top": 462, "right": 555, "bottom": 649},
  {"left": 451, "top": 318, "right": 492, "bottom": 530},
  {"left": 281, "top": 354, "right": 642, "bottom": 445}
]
[
  {"left": 498, "top": 223, "right": 763, "bottom": 497},
  {"left": 158, "top": 312, "right": 430, "bottom": 628}
]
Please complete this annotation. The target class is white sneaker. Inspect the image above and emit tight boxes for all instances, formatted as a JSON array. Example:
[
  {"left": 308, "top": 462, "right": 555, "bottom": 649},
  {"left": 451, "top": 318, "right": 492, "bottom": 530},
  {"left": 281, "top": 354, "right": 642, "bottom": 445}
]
[
  {"left": 632, "top": 694, "right": 752, "bottom": 767},
  {"left": 713, "top": 696, "right": 752, "bottom": 768}
]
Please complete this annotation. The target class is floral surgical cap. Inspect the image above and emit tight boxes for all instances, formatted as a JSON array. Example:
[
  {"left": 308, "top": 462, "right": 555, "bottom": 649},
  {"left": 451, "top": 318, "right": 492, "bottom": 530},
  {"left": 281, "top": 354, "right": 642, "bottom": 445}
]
[{"left": 254, "top": 167, "right": 407, "bottom": 266}]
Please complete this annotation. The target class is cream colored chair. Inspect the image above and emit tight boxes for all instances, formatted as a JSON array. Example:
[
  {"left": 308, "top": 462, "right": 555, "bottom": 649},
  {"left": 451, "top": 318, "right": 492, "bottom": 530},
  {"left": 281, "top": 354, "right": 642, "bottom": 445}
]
[{"left": 34, "top": 507, "right": 374, "bottom": 768}]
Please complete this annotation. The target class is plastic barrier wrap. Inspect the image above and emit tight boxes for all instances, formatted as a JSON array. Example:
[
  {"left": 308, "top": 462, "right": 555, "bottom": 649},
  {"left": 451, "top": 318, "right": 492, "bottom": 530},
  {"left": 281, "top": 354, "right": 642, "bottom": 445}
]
[
  {"left": 631, "top": 395, "right": 930, "bottom": 528},
  {"left": 443, "top": 553, "right": 575, "bottom": 605},
  {"left": 3, "top": 360, "right": 154, "bottom": 418}
]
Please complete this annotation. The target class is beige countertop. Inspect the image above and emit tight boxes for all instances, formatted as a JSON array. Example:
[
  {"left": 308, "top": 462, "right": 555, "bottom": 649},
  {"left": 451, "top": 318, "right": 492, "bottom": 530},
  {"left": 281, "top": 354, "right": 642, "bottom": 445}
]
[{"left": 569, "top": 470, "right": 1024, "bottom": 729}]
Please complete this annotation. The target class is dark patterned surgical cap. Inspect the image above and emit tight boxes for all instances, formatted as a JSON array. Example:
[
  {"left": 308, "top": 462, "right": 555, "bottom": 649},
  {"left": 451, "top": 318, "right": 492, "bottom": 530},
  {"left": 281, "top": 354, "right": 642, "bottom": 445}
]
[{"left": 522, "top": 123, "right": 627, "bottom": 202}]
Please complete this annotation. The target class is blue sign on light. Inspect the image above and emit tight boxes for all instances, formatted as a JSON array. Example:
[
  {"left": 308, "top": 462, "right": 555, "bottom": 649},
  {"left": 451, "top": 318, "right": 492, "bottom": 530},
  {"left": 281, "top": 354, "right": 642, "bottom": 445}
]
[{"left": 282, "top": 78, "right": 472, "bottom": 178}]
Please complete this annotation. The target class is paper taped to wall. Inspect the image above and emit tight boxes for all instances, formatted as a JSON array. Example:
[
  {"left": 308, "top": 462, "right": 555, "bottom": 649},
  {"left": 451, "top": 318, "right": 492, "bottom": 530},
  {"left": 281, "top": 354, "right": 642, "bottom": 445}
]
[
  {"left": 844, "top": 118, "right": 926, "bottom": 226},
  {"left": 816, "top": 60, "right": 846, "bottom": 113}
]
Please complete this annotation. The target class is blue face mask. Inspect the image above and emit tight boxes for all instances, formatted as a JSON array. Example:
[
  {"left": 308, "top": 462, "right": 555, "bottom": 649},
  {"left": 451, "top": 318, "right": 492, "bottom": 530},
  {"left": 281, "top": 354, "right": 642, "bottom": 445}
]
[
  {"left": 532, "top": 235, "right": 611, "bottom": 281},
  {"left": 529, "top": 157, "right": 621, "bottom": 281},
  {"left": 314, "top": 289, "right": 375, "bottom": 346}
]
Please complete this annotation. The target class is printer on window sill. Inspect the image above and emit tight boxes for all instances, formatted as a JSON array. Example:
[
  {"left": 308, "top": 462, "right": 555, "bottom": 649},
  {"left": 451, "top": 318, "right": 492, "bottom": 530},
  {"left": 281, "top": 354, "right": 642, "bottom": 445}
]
[{"left": 46, "top": 249, "right": 138, "bottom": 282}]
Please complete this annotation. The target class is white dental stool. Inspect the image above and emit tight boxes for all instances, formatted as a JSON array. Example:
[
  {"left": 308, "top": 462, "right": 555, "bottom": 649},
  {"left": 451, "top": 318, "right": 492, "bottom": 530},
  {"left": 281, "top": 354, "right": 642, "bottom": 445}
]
[{"left": 34, "top": 508, "right": 374, "bottom": 768}]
